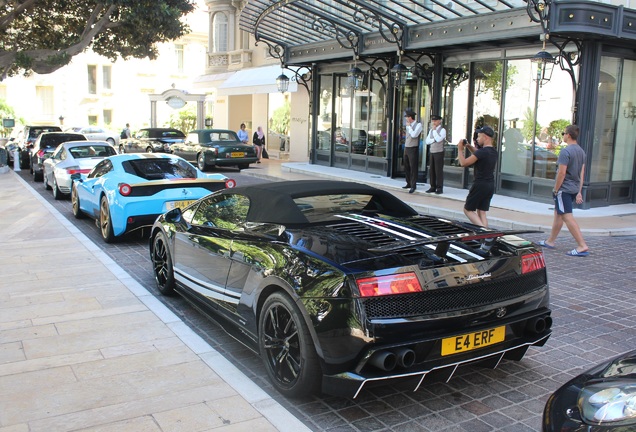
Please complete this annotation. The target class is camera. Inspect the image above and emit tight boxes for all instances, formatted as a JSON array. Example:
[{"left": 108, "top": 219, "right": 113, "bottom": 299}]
[{"left": 462, "top": 138, "right": 468, "bottom": 145}]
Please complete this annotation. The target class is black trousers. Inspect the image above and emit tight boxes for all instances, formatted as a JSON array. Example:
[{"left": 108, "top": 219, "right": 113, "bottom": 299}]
[
  {"left": 403, "top": 146, "right": 419, "bottom": 188},
  {"left": 429, "top": 151, "right": 444, "bottom": 191}
]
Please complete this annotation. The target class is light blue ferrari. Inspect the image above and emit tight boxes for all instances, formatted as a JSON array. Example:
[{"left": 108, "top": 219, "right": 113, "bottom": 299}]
[{"left": 71, "top": 153, "right": 236, "bottom": 242}]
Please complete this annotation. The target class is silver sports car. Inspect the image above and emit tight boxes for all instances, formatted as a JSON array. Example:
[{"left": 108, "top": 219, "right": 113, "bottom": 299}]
[{"left": 42, "top": 140, "right": 118, "bottom": 199}]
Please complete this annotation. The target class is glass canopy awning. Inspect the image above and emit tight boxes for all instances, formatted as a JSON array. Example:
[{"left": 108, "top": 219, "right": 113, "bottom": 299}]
[{"left": 239, "top": 0, "right": 528, "bottom": 60}]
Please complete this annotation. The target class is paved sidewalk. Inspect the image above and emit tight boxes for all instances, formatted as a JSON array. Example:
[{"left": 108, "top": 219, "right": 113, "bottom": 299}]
[
  {"left": 0, "top": 171, "right": 309, "bottom": 432},
  {"left": 242, "top": 159, "right": 636, "bottom": 237}
]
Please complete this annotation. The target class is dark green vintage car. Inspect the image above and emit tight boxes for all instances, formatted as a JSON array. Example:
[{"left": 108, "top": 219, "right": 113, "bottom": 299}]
[{"left": 171, "top": 129, "right": 258, "bottom": 171}]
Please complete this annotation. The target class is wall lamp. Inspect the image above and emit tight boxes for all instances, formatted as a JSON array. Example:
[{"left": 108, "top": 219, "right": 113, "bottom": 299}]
[
  {"left": 58, "top": 115, "right": 65, "bottom": 126},
  {"left": 623, "top": 102, "right": 636, "bottom": 124},
  {"left": 276, "top": 72, "right": 290, "bottom": 93},
  {"left": 347, "top": 65, "right": 364, "bottom": 91},
  {"left": 204, "top": 117, "right": 213, "bottom": 127},
  {"left": 391, "top": 61, "right": 409, "bottom": 88},
  {"left": 531, "top": 36, "right": 555, "bottom": 87}
]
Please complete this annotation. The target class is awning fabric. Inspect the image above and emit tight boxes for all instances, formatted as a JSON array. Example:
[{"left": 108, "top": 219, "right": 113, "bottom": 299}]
[
  {"left": 217, "top": 65, "right": 298, "bottom": 96},
  {"left": 193, "top": 71, "right": 236, "bottom": 90}
]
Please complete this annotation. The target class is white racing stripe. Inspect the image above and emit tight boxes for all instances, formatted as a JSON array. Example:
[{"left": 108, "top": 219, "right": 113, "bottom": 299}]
[{"left": 336, "top": 214, "right": 483, "bottom": 262}]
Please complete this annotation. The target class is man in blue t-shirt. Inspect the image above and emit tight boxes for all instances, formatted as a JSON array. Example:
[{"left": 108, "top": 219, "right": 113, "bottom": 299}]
[{"left": 538, "top": 124, "right": 589, "bottom": 257}]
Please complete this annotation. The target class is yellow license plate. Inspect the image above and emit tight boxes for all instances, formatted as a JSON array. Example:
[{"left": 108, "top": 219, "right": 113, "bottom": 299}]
[
  {"left": 166, "top": 200, "right": 195, "bottom": 210},
  {"left": 441, "top": 326, "right": 505, "bottom": 356},
  {"left": 230, "top": 152, "right": 245, "bottom": 158}
]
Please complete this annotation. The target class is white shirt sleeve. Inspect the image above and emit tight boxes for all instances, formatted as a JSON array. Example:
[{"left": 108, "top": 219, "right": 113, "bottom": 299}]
[
  {"left": 425, "top": 126, "right": 446, "bottom": 144},
  {"left": 406, "top": 122, "right": 423, "bottom": 138}
]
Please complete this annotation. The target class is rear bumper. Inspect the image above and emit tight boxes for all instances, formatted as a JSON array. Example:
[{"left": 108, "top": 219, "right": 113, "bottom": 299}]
[{"left": 321, "top": 309, "right": 552, "bottom": 398}]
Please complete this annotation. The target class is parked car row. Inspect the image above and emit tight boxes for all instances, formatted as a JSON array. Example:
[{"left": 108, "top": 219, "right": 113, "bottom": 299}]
[{"left": 120, "top": 128, "right": 257, "bottom": 171}]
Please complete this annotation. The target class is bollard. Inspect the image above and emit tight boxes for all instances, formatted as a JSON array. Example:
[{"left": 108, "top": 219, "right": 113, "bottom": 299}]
[{"left": 13, "top": 149, "right": 21, "bottom": 172}]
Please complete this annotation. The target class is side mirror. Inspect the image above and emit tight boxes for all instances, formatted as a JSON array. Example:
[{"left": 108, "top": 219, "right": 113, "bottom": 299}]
[{"left": 164, "top": 207, "right": 183, "bottom": 224}]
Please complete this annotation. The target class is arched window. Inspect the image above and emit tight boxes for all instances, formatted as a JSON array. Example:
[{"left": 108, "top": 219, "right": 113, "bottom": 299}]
[{"left": 213, "top": 13, "right": 228, "bottom": 53}]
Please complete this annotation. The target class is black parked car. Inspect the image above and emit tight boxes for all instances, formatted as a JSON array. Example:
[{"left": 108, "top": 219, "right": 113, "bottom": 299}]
[
  {"left": 119, "top": 128, "right": 185, "bottom": 154},
  {"left": 16, "top": 125, "right": 63, "bottom": 168},
  {"left": 543, "top": 349, "right": 636, "bottom": 431},
  {"left": 30, "top": 132, "right": 87, "bottom": 181},
  {"left": 149, "top": 180, "right": 552, "bottom": 398},
  {"left": 171, "top": 129, "right": 258, "bottom": 171}
]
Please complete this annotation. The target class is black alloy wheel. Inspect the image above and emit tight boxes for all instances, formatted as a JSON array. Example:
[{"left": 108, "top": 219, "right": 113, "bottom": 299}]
[
  {"left": 151, "top": 232, "right": 176, "bottom": 296},
  {"left": 71, "top": 186, "right": 84, "bottom": 219},
  {"left": 99, "top": 196, "right": 115, "bottom": 243},
  {"left": 258, "top": 292, "right": 321, "bottom": 397}
]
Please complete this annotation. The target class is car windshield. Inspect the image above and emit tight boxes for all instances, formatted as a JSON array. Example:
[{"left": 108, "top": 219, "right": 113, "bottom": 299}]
[
  {"left": 151, "top": 130, "right": 185, "bottom": 138},
  {"left": 69, "top": 145, "right": 117, "bottom": 158},
  {"left": 293, "top": 194, "right": 374, "bottom": 223},
  {"left": 29, "top": 127, "right": 61, "bottom": 138},
  {"left": 122, "top": 158, "right": 197, "bottom": 180}
]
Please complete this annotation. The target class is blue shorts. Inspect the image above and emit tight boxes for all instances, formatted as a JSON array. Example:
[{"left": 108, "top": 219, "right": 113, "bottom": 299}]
[{"left": 553, "top": 191, "right": 575, "bottom": 215}]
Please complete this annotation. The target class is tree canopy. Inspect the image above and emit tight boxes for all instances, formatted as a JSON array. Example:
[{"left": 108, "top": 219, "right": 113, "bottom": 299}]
[{"left": 0, "top": 0, "right": 195, "bottom": 80}]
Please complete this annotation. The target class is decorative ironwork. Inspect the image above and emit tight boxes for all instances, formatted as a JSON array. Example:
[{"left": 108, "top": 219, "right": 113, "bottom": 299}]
[{"left": 443, "top": 67, "right": 469, "bottom": 88}]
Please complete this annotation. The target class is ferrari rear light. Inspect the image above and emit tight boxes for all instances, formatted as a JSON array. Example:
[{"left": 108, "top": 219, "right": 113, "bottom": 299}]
[
  {"left": 37, "top": 149, "right": 45, "bottom": 158},
  {"left": 225, "top": 179, "right": 236, "bottom": 188},
  {"left": 356, "top": 272, "right": 423, "bottom": 297},
  {"left": 119, "top": 183, "right": 132, "bottom": 196},
  {"left": 521, "top": 252, "right": 545, "bottom": 274}
]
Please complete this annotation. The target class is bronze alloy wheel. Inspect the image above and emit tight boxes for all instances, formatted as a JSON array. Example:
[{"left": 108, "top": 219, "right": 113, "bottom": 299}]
[
  {"left": 258, "top": 292, "right": 321, "bottom": 397},
  {"left": 99, "top": 196, "right": 115, "bottom": 243},
  {"left": 71, "top": 186, "right": 84, "bottom": 219}
]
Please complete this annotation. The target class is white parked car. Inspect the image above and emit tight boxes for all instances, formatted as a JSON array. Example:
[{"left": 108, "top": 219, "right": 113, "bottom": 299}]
[
  {"left": 65, "top": 126, "right": 120, "bottom": 146},
  {"left": 42, "top": 140, "right": 118, "bottom": 200}
]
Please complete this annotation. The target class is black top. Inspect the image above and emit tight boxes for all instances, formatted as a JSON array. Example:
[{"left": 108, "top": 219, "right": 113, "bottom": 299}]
[
  {"left": 252, "top": 132, "right": 265, "bottom": 146},
  {"left": 473, "top": 147, "right": 498, "bottom": 183}
]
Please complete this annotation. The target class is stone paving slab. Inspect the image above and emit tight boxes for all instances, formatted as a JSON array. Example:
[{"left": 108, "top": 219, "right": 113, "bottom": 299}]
[{"left": 0, "top": 171, "right": 309, "bottom": 432}]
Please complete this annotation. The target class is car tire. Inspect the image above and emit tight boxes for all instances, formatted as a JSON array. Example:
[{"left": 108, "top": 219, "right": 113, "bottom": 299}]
[
  {"left": 146, "top": 146, "right": 154, "bottom": 153},
  {"left": 71, "top": 186, "right": 84, "bottom": 219},
  {"left": 99, "top": 196, "right": 115, "bottom": 243},
  {"left": 32, "top": 162, "right": 43, "bottom": 182},
  {"left": 238, "top": 163, "right": 249, "bottom": 170},
  {"left": 52, "top": 176, "right": 63, "bottom": 200},
  {"left": 119, "top": 145, "right": 125, "bottom": 154},
  {"left": 151, "top": 231, "right": 176, "bottom": 296},
  {"left": 44, "top": 172, "right": 52, "bottom": 190},
  {"left": 106, "top": 138, "right": 115, "bottom": 146},
  {"left": 259, "top": 292, "right": 321, "bottom": 398},
  {"left": 197, "top": 153, "right": 209, "bottom": 171}
]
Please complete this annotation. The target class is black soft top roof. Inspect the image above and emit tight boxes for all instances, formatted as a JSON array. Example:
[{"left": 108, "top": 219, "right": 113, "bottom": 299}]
[{"left": 229, "top": 180, "right": 418, "bottom": 225}]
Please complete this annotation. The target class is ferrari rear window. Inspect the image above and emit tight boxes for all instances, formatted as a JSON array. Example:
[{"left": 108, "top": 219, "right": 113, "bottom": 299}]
[
  {"left": 293, "top": 194, "right": 374, "bottom": 222},
  {"left": 122, "top": 158, "right": 197, "bottom": 180}
]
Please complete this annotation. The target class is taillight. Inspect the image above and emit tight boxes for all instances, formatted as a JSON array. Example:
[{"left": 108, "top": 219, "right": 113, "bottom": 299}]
[
  {"left": 65, "top": 167, "right": 91, "bottom": 175},
  {"left": 521, "top": 252, "right": 545, "bottom": 274},
  {"left": 356, "top": 272, "right": 422, "bottom": 297},
  {"left": 119, "top": 183, "right": 132, "bottom": 196},
  {"left": 37, "top": 150, "right": 45, "bottom": 158},
  {"left": 225, "top": 179, "right": 236, "bottom": 188}
]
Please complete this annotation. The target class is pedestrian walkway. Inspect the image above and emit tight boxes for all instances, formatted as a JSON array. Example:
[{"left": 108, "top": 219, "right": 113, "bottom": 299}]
[
  {"left": 0, "top": 171, "right": 309, "bottom": 432},
  {"left": 242, "top": 158, "right": 636, "bottom": 236}
]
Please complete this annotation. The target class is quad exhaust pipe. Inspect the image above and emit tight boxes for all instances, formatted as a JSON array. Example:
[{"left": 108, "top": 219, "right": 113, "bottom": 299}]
[
  {"left": 526, "top": 316, "right": 553, "bottom": 335},
  {"left": 369, "top": 348, "right": 416, "bottom": 371}
]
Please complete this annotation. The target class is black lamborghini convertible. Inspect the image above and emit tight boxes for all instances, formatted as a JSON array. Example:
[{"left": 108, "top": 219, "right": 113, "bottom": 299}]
[{"left": 149, "top": 180, "right": 552, "bottom": 398}]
